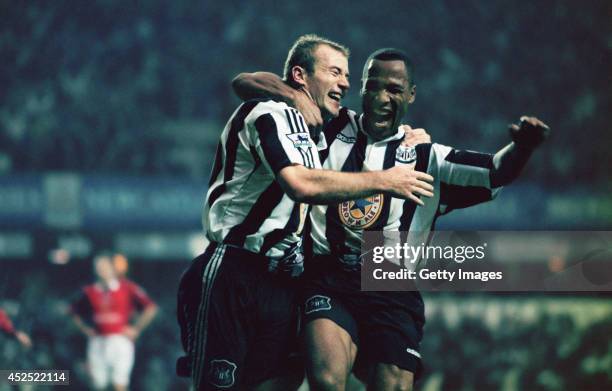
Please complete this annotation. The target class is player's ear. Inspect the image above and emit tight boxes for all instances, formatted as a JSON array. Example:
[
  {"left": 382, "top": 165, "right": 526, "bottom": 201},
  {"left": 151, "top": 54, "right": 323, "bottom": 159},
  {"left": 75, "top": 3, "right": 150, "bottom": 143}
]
[
  {"left": 408, "top": 84, "right": 416, "bottom": 104},
  {"left": 291, "top": 66, "right": 308, "bottom": 88}
]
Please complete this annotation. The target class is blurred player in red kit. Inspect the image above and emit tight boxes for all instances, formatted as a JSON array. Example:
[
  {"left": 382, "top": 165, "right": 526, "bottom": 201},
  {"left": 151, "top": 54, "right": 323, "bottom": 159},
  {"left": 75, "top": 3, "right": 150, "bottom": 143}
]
[
  {"left": 0, "top": 307, "right": 32, "bottom": 348},
  {"left": 70, "top": 251, "right": 158, "bottom": 391}
]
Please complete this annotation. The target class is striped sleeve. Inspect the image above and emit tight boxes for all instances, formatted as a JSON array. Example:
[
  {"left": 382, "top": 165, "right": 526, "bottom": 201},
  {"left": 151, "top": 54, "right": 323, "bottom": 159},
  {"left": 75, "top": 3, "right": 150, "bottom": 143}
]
[
  {"left": 432, "top": 143, "right": 501, "bottom": 214},
  {"left": 247, "top": 102, "right": 318, "bottom": 174}
]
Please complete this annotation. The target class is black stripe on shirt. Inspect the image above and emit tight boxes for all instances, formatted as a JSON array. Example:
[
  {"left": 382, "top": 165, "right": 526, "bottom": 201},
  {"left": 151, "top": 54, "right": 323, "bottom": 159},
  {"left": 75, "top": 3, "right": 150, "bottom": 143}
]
[
  {"left": 290, "top": 110, "right": 305, "bottom": 133},
  {"left": 285, "top": 109, "right": 311, "bottom": 167},
  {"left": 444, "top": 149, "right": 493, "bottom": 169},
  {"left": 319, "top": 107, "right": 351, "bottom": 163},
  {"left": 285, "top": 109, "right": 297, "bottom": 133},
  {"left": 259, "top": 202, "right": 303, "bottom": 255},
  {"left": 439, "top": 182, "right": 493, "bottom": 213},
  {"left": 294, "top": 110, "right": 317, "bottom": 168},
  {"left": 366, "top": 138, "right": 403, "bottom": 231},
  {"left": 225, "top": 101, "right": 259, "bottom": 180},
  {"left": 208, "top": 142, "right": 224, "bottom": 187},
  {"left": 343, "top": 129, "right": 368, "bottom": 172},
  {"left": 208, "top": 101, "right": 259, "bottom": 207},
  {"left": 224, "top": 181, "right": 285, "bottom": 247},
  {"left": 255, "top": 113, "right": 293, "bottom": 174},
  {"left": 298, "top": 112, "right": 313, "bottom": 140},
  {"left": 400, "top": 143, "right": 432, "bottom": 232},
  {"left": 293, "top": 113, "right": 314, "bottom": 167},
  {"left": 325, "top": 129, "right": 368, "bottom": 255},
  {"left": 249, "top": 145, "right": 262, "bottom": 170}
]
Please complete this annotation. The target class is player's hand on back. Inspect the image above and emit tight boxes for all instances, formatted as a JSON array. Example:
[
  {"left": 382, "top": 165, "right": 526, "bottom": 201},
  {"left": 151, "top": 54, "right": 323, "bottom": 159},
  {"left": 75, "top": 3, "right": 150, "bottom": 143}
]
[
  {"left": 400, "top": 125, "right": 431, "bottom": 147},
  {"left": 293, "top": 88, "right": 324, "bottom": 130},
  {"left": 385, "top": 165, "right": 434, "bottom": 206},
  {"left": 509, "top": 116, "right": 550, "bottom": 149}
]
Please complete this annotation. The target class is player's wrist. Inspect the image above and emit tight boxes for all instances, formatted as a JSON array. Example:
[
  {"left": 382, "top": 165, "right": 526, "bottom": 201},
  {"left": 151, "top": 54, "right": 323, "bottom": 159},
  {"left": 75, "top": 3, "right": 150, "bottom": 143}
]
[
  {"left": 511, "top": 130, "right": 545, "bottom": 150},
  {"left": 512, "top": 140, "right": 538, "bottom": 153},
  {"left": 373, "top": 170, "right": 391, "bottom": 193}
]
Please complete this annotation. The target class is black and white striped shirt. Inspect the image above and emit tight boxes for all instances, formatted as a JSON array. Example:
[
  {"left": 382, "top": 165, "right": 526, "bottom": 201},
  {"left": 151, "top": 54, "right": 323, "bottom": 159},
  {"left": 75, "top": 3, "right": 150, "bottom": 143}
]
[
  {"left": 310, "top": 108, "right": 501, "bottom": 256},
  {"left": 203, "top": 100, "right": 326, "bottom": 258}
]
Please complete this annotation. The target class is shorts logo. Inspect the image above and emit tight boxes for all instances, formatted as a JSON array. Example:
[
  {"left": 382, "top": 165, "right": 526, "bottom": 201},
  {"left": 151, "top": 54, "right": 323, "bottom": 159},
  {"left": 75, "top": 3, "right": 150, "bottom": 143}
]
[
  {"left": 335, "top": 132, "right": 356, "bottom": 143},
  {"left": 396, "top": 146, "right": 417, "bottom": 164},
  {"left": 286, "top": 133, "right": 312, "bottom": 149},
  {"left": 208, "top": 359, "right": 237, "bottom": 388},
  {"left": 338, "top": 194, "right": 384, "bottom": 228},
  {"left": 406, "top": 348, "right": 421, "bottom": 359},
  {"left": 304, "top": 295, "right": 332, "bottom": 314}
]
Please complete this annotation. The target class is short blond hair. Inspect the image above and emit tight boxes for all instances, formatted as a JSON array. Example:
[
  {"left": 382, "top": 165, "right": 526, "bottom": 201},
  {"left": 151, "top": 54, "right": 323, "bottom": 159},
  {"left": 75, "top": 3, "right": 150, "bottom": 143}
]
[{"left": 283, "top": 34, "right": 350, "bottom": 88}]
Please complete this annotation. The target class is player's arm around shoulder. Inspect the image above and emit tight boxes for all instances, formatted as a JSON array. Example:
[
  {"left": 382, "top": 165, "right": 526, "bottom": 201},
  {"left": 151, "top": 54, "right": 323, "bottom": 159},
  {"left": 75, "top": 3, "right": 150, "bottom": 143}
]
[
  {"left": 232, "top": 71, "right": 323, "bottom": 128},
  {"left": 277, "top": 164, "right": 434, "bottom": 205}
]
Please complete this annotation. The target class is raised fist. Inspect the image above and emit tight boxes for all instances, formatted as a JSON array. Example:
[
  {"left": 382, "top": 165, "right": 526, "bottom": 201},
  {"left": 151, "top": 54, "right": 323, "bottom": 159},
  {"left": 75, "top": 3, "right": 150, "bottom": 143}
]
[{"left": 509, "top": 116, "right": 550, "bottom": 149}]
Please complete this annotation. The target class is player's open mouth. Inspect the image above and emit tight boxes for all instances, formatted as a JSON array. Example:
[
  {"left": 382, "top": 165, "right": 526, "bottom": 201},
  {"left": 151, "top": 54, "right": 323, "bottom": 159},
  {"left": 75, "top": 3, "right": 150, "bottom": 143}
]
[
  {"left": 328, "top": 92, "right": 342, "bottom": 102},
  {"left": 372, "top": 111, "right": 394, "bottom": 126}
]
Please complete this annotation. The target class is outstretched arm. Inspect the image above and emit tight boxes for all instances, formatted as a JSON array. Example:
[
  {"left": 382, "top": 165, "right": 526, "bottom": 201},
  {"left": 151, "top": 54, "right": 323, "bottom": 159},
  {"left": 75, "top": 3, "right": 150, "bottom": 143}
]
[
  {"left": 233, "top": 72, "right": 323, "bottom": 128},
  {"left": 278, "top": 164, "right": 434, "bottom": 206},
  {"left": 490, "top": 116, "right": 550, "bottom": 187}
]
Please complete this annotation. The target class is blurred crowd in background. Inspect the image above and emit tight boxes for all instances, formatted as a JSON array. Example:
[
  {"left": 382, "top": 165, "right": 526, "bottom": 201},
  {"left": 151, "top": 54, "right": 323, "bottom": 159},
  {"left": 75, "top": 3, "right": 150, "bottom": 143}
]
[
  {"left": 1, "top": 0, "right": 611, "bottom": 390},
  {"left": 1, "top": 0, "right": 610, "bottom": 185}
]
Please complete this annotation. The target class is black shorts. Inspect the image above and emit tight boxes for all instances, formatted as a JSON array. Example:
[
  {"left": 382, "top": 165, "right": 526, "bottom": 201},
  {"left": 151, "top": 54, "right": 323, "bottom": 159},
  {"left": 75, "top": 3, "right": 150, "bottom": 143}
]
[
  {"left": 301, "top": 255, "right": 425, "bottom": 379},
  {"left": 177, "top": 243, "right": 301, "bottom": 390}
]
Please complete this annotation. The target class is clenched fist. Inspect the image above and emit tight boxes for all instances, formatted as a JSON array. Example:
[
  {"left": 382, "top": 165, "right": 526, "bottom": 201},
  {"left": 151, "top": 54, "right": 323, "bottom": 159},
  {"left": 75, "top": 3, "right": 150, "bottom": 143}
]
[{"left": 509, "top": 116, "right": 550, "bottom": 149}]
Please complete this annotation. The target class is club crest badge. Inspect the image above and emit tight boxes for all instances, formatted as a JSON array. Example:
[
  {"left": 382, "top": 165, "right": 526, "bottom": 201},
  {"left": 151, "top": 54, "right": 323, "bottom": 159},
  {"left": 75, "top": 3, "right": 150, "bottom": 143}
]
[
  {"left": 338, "top": 194, "right": 384, "bottom": 228},
  {"left": 395, "top": 146, "right": 417, "bottom": 164},
  {"left": 286, "top": 133, "right": 312, "bottom": 149},
  {"left": 208, "top": 359, "right": 237, "bottom": 388},
  {"left": 304, "top": 295, "right": 332, "bottom": 314}
]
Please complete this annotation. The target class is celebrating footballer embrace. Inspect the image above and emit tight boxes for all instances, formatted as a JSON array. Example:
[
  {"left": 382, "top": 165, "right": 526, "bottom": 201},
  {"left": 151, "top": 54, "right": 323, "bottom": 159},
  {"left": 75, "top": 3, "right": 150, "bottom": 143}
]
[{"left": 179, "top": 33, "right": 549, "bottom": 391}]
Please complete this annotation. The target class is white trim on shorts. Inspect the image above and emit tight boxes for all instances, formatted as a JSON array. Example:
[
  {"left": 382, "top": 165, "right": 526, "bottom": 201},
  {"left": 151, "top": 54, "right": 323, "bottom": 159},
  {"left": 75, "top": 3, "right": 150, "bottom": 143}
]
[{"left": 192, "top": 244, "right": 227, "bottom": 390}]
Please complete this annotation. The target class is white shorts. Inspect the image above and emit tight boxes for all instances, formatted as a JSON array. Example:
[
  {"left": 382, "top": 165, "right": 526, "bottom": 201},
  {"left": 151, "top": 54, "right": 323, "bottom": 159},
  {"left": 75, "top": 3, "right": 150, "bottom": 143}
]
[{"left": 87, "top": 334, "right": 135, "bottom": 388}]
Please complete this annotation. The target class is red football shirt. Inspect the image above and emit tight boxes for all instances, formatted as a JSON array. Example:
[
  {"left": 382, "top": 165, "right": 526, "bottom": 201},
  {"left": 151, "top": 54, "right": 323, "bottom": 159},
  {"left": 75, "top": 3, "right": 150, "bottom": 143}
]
[
  {"left": 0, "top": 308, "right": 16, "bottom": 335},
  {"left": 71, "top": 278, "right": 155, "bottom": 335}
]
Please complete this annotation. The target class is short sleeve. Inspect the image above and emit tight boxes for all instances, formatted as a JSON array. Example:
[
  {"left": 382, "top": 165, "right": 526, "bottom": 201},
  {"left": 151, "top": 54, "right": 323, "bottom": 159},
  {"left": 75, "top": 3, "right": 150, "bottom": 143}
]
[
  {"left": 126, "top": 280, "right": 155, "bottom": 310},
  {"left": 247, "top": 102, "right": 320, "bottom": 174},
  {"left": 69, "top": 289, "right": 92, "bottom": 319}
]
